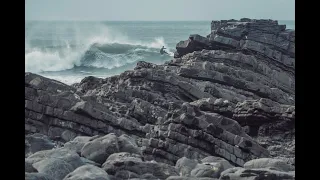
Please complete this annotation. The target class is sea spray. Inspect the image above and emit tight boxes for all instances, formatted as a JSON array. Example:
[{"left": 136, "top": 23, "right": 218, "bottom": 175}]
[
  {"left": 25, "top": 22, "right": 173, "bottom": 73},
  {"left": 25, "top": 20, "right": 214, "bottom": 84}
]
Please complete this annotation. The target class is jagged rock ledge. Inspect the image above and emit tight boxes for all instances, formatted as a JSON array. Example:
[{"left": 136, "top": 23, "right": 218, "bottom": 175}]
[{"left": 25, "top": 18, "right": 295, "bottom": 180}]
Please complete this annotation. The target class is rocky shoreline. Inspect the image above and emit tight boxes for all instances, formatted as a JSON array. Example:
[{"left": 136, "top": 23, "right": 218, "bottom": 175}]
[{"left": 25, "top": 18, "right": 295, "bottom": 180}]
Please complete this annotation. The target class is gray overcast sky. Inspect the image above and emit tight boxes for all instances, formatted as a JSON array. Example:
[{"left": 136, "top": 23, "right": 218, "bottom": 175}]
[{"left": 26, "top": 0, "right": 295, "bottom": 21}]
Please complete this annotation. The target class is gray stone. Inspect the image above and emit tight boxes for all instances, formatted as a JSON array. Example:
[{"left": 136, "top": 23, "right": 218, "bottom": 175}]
[
  {"left": 244, "top": 158, "right": 295, "bottom": 172},
  {"left": 64, "top": 136, "right": 100, "bottom": 154},
  {"left": 103, "top": 154, "right": 178, "bottom": 179},
  {"left": 25, "top": 160, "right": 37, "bottom": 173},
  {"left": 26, "top": 148, "right": 85, "bottom": 180},
  {"left": 220, "top": 167, "right": 295, "bottom": 180},
  {"left": 63, "top": 165, "right": 110, "bottom": 180},
  {"left": 175, "top": 157, "right": 199, "bottom": 176},
  {"left": 33, "top": 158, "right": 75, "bottom": 180},
  {"left": 30, "top": 150, "right": 84, "bottom": 180},
  {"left": 25, "top": 133, "right": 55, "bottom": 155},
  {"left": 118, "top": 134, "right": 141, "bottom": 155},
  {"left": 25, "top": 173, "right": 55, "bottom": 180},
  {"left": 81, "top": 133, "right": 119, "bottom": 164},
  {"left": 175, "top": 34, "right": 210, "bottom": 58},
  {"left": 104, "top": 152, "right": 142, "bottom": 162},
  {"left": 80, "top": 157, "right": 101, "bottom": 167},
  {"left": 166, "top": 177, "right": 218, "bottom": 180},
  {"left": 61, "top": 130, "right": 77, "bottom": 142},
  {"left": 190, "top": 163, "right": 222, "bottom": 178},
  {"left": 201, "top": 156, "right": 233, "bottom": 170},
  {"left": 26, "top": 148, "right": 79, "bottom": 165},
  {"left": 113, "top": 170, "right": 139, "bottom": 179}
]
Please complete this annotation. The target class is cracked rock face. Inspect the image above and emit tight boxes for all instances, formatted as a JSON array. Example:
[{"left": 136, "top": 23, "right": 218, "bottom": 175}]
[{"left": 25, "top": 18, "right": 294, "bottom": 179}]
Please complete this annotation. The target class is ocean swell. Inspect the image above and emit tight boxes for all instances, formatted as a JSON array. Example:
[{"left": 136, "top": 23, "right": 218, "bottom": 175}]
[{"left": 25, "top": 24, "right": 173, "bottom": 73}]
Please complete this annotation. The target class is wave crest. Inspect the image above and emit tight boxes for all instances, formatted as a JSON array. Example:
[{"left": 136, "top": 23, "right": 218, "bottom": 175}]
[{"left": 25, "top": 24, "right": 173, "bottom": 73}]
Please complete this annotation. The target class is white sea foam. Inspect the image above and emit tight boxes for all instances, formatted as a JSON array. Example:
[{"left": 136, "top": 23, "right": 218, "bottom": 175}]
[{"left": 25, "top": 23, "right": 173, "bottom": 73}]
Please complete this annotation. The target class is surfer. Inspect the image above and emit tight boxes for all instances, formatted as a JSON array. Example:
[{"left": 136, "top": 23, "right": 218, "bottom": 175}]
[{"left": 160, "top": 46, "right": 168, "bottom": 55}]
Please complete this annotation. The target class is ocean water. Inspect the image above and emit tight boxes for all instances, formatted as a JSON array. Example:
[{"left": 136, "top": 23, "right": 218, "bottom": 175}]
[{"left": 25, "top": 20, "right": 295, "bottom": 85}]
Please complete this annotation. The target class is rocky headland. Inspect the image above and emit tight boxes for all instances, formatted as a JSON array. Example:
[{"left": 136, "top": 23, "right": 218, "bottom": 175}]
[{"left": 25, "top": 18, "right": 295, "bottom": 180}]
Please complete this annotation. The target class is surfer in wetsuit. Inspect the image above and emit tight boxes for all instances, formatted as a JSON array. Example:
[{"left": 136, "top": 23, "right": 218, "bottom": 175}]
[{"left": 160, "top": 46, "right": 168, "bottom": 55}]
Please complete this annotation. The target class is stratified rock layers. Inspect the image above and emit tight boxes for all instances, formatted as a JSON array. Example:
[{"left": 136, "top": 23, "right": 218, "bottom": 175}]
[{"left": 25, "top": 18, "right": 294, "bottom": 180}]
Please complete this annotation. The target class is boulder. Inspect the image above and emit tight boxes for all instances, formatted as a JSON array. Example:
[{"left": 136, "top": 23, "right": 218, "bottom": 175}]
[
  {"left": 190, "top": 163, "right": 223, "bottom": 178},
  {"left": 25, "top": 173, "right": 55, "bottom": 180},
  {"left": 201, "top": 156, "right": 234, "bottom": 171},
  {"left": 166, "top": 176, "right": 218, "bottom": 180},
  {"left": 25, "top": 133, "right": 55, "bottom": 156},
  {"left": 80, "top": 157, "right": 101, "bottom": 167},
  {"left": 64, "top": 136, "right": 100, "bottom": 154},
  {"left": 33, "top": 158, "right": 75, "bottom": 180},
  {"left": 220, "top": 167, "right": 295, "bottom": 180},
  {"left": 118, "top": 134, "right": 141, "bottom": 155},
  {"left": 26, "top": 148, "right": 84, "bottom": 180},
  {"left": 113, "top": 170, "right": 140, "bottom": 179},
  {"left": 61, "top": 130, "right": 78, "bottom": 142},
  {"left": 102, "top": 152, "right": 143, "bottom": 174},
  {"left": 175, "top": 157, "right": 199, "bottom": 176},
  {"left": 81, "top": 134, "right": 119, "bottom": 164},
  {"left": 63, "top": 165, "right": 110, "bottom": 180},
  {"left": 103, "top": 153, "right": 179, "bottom": 179},
  {"left": 244, "top": 158, "right": 295, "bottom": 172},
  {"left": 25, "top": 160, "right": 37, "bottom": 173}
]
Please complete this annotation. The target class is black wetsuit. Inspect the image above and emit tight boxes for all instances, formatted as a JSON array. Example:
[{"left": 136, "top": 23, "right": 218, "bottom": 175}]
[{"left": 160, "top": 47, "right": 167, "bottom": 54}]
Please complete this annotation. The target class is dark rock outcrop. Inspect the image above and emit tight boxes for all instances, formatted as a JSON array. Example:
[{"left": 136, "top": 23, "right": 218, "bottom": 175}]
[
  {"left": 175, "top": 34, "right": 211, "bottom": 58},
  {"left": 25, "top": 18, "right": 295, "bottom": 179}
]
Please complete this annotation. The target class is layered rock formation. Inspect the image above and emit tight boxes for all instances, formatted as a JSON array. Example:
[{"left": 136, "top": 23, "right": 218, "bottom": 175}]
[{"left": 25, "top": 18, "right": 295, "bottom": 180}]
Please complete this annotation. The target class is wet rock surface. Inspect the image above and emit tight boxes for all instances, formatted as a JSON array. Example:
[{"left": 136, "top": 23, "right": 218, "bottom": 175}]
[{"left": 25, "top": 18, "right": 294, "bottom": 179}]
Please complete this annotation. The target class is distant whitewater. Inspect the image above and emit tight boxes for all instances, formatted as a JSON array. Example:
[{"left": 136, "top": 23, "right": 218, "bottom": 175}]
[{"left": 25, "top": 20, "right": 295, "bottom": 84}]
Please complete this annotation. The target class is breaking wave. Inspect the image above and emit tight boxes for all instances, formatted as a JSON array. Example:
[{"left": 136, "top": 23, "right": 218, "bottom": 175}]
[{"left": 25, "top": 23, "right": 173, "bottom": 73}]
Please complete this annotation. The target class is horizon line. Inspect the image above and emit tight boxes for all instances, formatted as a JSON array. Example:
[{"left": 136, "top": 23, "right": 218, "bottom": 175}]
[{"left": 25, "top": 19, "right": 295, "bottom": 22}]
